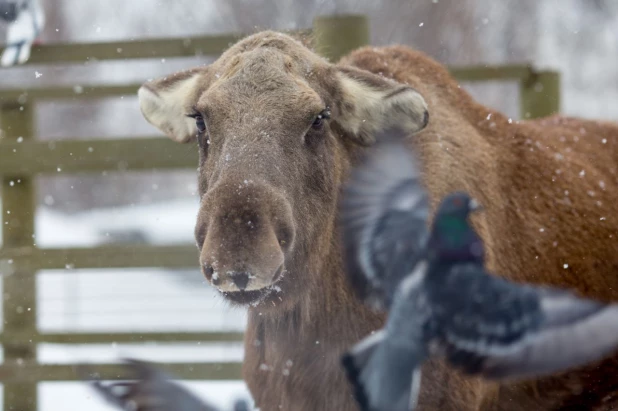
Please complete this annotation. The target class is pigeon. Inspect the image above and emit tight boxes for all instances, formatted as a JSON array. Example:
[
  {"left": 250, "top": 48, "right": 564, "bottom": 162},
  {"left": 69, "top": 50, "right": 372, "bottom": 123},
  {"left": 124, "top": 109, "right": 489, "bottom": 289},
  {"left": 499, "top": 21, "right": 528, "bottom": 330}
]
[
  {"left": 339, "top": 136, "right": 618, "bottom": 411},
  {"left": 0, "top": 0, "right": 45, "bottom": 67},
  {"left": 79, "top": 358, "right": 252, "bottom": 411}
]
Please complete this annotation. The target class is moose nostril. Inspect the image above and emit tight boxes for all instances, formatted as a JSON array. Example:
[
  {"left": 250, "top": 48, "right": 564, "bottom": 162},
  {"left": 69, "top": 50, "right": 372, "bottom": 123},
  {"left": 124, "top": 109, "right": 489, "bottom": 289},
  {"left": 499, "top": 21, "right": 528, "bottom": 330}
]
[
  {"left": 203, "top": 264, "right": 215, "bottom": 279},
  {"left": 230, "top": 272, "right": 250, "bottom": 291}
]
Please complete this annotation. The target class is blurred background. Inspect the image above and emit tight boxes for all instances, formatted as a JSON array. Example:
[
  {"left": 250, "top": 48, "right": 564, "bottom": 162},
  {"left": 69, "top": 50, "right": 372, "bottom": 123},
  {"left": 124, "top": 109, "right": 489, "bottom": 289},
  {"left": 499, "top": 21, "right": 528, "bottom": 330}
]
[{"left": 0, "top": 0, "right": 617, "bottom": 409}]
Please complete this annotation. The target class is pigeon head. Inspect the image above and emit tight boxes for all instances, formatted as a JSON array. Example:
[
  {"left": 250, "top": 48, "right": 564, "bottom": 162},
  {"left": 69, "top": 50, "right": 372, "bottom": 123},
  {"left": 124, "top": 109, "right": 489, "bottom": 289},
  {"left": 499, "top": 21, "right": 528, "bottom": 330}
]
[
  {"left": 436, "top": 192, "right": 482, "bottom": 216},
  {"left": 428, "top": 191, "right": 484, "bottom": 262}
]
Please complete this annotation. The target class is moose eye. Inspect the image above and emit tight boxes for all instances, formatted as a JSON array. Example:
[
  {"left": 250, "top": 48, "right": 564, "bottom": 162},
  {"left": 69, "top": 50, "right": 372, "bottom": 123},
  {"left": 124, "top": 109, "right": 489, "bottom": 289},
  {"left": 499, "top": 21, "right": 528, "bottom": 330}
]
[
  {"left": 195, "top": 115, "right": 206, "bottom": 133},
  {"left": 187, "top": 111, "right": 207, "bottom": 134},
  {"left": 312, "top": 109, "right": 331, "bottom": 129}
]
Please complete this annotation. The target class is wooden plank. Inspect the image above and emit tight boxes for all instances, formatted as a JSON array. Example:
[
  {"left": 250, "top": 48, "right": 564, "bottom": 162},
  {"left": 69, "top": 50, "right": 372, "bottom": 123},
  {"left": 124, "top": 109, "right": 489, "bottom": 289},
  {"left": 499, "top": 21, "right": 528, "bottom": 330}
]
[
  {"left": 0, "top": 361, "right": 242, "bottom": 382},
  {"left": 0, "top": 83, "right": 142, "bottom": 102},
  {"left": 15, "top": 34, "right": 243, "bottom": 64},
  {"left": 520, "top": 70, "right": 561, "bottom": 119},
  {"left": 0, "top": 29, "right": 311, "bottom": 66},
  {"left": 1, "top": 331, "right": 244, "bottom": 344},
  {"left": 312, "top": 15, "right": 369, "bottom": 62},
  {"left": 1, "top": 102, "right": 38, "bottom": 410},
  {"left": 0, "top": 65, "right": 538, "bottom": 102},
  {"left": 0, "top": 244, "right": 200, "bottom": 271},
  {"left": 0, "top": 137, "right": 198, "bottom": 175},
  {"left": 449, "top": 64, "right": 534, "bottom": 82}
]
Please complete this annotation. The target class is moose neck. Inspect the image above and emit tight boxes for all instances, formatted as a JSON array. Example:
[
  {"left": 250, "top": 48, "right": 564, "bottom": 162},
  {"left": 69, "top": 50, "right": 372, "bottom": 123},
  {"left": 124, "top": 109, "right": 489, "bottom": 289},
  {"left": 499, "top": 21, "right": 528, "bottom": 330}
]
[{"left": 246, "top": 241, "right": 383, "bottom": 350}]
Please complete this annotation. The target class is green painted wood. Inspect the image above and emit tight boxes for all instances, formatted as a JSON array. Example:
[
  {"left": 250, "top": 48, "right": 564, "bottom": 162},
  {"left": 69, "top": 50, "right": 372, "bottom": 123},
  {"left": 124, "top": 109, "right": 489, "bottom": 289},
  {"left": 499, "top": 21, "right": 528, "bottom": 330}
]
[
  {"left": 0, "top": 331, "right": 244, "bottom": 344},
  {"left": 0, "top": 83, "right": 142, "bottom": 102},
  {"left": 449, "top": 64, "right": 534, "bottom": 82},
  {"left": 520, "top": 70, "right": 561, "bottom": 119},
  {"left": 0, "top": 244, "right": 199, "bottom": 270},
  {"left": 0, "top": 29, "right": 309, "bottom": 66},
  {"left": 1, "top": 102, "right": 38, "bottom": 411},
  {"left": 312, "top": 14, "right": 369, "bottom": 62},
  {"left": 0, "top": 65, "right": 551, "bottom": 102},
  {"left": 0, "top": 361, "right": 242, "bottom": 382},
  {"left": 0, "top": 137, "right": 198, "bottom": 175}
]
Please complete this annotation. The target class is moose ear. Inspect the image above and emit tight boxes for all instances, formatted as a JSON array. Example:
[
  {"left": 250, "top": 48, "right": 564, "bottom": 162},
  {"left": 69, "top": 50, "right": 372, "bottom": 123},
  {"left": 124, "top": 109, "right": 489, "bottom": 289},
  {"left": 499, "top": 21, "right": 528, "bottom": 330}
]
[
  {"left": 333, "top": 66, "right": 429, "bottom": 146},
  {"left": 137, "top": 67, "right": 210, "bottom": 143}
]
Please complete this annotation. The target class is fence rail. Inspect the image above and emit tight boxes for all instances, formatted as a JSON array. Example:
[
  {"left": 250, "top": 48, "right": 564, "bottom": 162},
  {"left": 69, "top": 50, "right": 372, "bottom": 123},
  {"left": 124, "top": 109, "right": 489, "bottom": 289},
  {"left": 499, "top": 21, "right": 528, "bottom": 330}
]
[
  {"left": 0, "top": 13, "right": 560, "bottom": 411},
  {"left": 0, "top": 361, "right": 243, "bottom": 383},
  {"left": 0, "top": 137, "right": 196, "bottom": 174},
  {"left": 0, "top": 244, "right": 199, "bottom": 270},
  {"left": 0, "top": 331, "right": 244, "bottom": 345},
  {"left": 0, "top": 30, "right": 313, "bottom": 66}
]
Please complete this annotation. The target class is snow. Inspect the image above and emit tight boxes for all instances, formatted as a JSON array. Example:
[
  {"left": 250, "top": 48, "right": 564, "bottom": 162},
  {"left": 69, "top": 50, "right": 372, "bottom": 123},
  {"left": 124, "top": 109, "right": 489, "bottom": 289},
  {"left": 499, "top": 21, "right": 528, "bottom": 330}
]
[
  {"left": 0, "top": 198, "right": 252, "bottom": 410},
  {"left": 0, "top": 1, "right": 616, "bottom": 408},
  {"left": 39, "top": 198, "right": 201, "bottom": 247}
]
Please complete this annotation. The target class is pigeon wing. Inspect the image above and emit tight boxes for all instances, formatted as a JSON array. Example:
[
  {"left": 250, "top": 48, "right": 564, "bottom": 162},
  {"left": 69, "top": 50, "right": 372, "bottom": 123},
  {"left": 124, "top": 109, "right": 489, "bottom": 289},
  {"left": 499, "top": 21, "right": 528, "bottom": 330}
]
[
  {"left": 340, "top": 134, "right": 430, "bottom": 310},
  {"left": 478, "top": 287, "right": 618, "bottom": 381},
  {"left": 427, "top": 263, "right": 543, "bottom": 374}
]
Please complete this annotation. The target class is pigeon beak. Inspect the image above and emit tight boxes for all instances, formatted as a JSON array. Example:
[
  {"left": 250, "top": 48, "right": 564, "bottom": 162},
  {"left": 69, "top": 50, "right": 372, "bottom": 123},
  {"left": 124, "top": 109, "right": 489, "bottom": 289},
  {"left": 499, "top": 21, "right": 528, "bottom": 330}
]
[{"left": 469, "top": 198, "right": 484, "bottom": 212}]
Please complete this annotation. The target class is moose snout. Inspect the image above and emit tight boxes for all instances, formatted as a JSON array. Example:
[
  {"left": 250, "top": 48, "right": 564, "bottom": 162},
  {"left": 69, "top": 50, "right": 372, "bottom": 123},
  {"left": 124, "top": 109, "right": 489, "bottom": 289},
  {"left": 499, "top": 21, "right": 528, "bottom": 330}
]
[{"left": 196, "top": 181, "right": 294, "bottom": 295}]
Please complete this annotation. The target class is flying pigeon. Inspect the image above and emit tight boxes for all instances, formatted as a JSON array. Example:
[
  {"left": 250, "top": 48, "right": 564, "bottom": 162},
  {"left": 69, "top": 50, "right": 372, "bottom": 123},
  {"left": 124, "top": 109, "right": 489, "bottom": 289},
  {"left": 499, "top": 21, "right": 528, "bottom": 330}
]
[
  {"left": 79, "top": 358, "right": 252, "bottom": 411},
  {"left": 0, "top": 0, "right": 45, "bottom": 67},
  {"left": 339, "top": 136, "right": 618, "bottom": 411}
]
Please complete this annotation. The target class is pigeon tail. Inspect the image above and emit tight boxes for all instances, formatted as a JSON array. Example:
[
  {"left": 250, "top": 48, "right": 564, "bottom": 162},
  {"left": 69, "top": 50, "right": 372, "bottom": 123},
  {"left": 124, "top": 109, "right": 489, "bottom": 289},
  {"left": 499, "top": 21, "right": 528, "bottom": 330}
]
[
  {"left": 341, "top": 330, "right": 386, "bottom": 411},
  {"left": 481, "top": 303, "right": 618, "bottom": 381}
]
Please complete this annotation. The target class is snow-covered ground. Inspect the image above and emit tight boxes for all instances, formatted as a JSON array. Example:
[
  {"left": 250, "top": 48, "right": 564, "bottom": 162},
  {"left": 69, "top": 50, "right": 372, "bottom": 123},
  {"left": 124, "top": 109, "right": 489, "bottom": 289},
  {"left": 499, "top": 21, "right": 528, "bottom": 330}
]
[{"left": 1, "top": 198, "right": 252, "bottom": 410}]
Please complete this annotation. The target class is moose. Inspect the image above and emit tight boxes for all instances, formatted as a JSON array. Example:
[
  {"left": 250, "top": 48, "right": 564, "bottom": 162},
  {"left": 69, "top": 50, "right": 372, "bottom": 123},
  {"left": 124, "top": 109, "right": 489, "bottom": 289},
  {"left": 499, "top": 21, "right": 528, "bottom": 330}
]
[{"left": 137, "top": 30, "right": 618, "bottom": 410}]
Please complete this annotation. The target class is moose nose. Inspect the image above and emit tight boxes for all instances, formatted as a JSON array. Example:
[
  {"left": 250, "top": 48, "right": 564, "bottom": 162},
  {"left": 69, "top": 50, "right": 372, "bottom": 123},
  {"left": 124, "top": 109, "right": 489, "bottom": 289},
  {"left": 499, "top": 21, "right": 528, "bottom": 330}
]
[{"left": 230, "top": 272, "right": 250, "bottom": 291}]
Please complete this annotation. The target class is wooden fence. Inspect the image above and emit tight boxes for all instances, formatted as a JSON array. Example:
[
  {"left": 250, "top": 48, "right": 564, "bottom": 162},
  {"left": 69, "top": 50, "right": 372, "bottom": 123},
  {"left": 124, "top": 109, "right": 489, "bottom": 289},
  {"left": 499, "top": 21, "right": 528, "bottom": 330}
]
[{"left": 0, "top": 14, "right": 559, "bottom": 411}]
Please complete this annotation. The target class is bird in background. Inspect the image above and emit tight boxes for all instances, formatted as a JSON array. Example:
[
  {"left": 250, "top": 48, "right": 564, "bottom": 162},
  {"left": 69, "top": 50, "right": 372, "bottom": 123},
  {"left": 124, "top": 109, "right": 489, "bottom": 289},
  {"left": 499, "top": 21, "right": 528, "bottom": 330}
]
[
  {"left": 79, "top": 358, "right": 252, "bottom": 411},
  {"left": 0, "top": 0, "right": 45, "bottom": 67},
  {"left": 339, "top": 133, "right": 618, "bottom": 411}
]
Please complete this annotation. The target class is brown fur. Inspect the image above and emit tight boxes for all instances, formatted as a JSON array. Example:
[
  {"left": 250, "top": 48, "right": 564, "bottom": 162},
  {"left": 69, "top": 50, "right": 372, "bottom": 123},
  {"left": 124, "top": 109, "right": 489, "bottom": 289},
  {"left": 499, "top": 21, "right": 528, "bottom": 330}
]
[{"left": 138, "top": 31, "right": 618, "bottom": 411}]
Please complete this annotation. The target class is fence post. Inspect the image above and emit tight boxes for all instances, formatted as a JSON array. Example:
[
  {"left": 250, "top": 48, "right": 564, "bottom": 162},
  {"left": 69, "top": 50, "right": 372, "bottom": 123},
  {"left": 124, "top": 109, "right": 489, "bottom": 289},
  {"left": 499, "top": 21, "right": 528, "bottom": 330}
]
[
  {"left": 520, "top": 70, "right": 561, "bottom": 119},
  {"left": 312, "top": 14, "right": 369, "bottom": 62},
  {"left": 1, "top": 102, "right": 38, "bottom": 411}
]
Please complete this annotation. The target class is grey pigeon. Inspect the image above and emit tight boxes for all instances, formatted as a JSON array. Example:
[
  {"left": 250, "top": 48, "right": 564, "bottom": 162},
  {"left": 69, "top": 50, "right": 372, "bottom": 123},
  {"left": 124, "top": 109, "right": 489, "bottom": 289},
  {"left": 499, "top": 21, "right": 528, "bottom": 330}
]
[
  {"left": 339, "top": 137, "right": 618, "bottom": 411},
  {"left": 79, "top": 358, "right": 251, "bottom": 411},
  {"left": 0, "top": 0, "right": 44, "bottom": 66}
]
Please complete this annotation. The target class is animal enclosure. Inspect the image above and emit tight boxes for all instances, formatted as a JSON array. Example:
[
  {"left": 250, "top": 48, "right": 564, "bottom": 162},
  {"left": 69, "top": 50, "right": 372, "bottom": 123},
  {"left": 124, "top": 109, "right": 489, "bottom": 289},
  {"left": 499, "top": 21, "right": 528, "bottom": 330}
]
[{"left": 0, "top": 14, "right": 560, "bottom": 411}]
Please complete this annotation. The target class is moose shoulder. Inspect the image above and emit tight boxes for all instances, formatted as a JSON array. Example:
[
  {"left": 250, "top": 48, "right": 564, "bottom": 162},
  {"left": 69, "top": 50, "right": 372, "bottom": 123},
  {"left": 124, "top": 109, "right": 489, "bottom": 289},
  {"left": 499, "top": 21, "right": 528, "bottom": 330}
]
[{"left": 138, "top": 31, "right": 618, "bottom": 411}]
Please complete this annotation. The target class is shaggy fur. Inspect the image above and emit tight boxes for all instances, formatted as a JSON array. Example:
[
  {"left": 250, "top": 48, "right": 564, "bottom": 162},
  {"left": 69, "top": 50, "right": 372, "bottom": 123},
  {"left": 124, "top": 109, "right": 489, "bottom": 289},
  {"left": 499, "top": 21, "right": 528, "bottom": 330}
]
[{"left": 138, "top": 31, "right": 618, "bottom": 411}]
